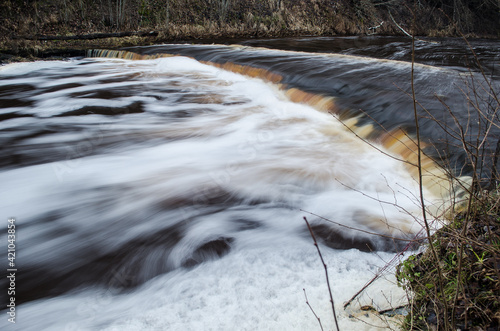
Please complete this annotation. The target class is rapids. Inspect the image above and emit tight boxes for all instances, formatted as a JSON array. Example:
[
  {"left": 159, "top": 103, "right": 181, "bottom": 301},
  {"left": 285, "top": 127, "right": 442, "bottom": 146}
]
[{"left": 0, "top": 36, "right": 498, "bottom": 330}]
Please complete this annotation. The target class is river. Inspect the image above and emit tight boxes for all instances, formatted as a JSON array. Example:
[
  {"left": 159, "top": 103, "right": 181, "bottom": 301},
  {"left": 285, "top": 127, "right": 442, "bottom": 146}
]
[{"left": 1, "top": 36, "right": 499, "bottom": 330}]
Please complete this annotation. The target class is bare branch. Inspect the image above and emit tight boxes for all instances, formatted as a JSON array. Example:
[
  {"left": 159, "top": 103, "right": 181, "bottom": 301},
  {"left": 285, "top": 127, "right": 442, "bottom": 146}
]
[
  {"left": 303, "top": 217, "right": 340, "bottom": 331},
  {"left": 303, "top": 288, "right": 324, "bottom": 331}
]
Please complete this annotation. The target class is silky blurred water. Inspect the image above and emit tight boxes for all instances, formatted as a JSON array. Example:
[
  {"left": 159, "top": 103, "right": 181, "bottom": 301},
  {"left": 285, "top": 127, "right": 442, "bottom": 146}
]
[{"left": 0, "top": 37, "right": 498, "bottom": 330}]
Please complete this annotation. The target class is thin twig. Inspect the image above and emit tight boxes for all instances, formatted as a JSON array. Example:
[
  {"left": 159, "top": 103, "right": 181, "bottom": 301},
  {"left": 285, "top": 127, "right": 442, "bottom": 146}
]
[
  {"left": 300, "top": 209, "right": 421, "bottom": 243},
  {"left": 330, "top": 112, "right": 417, "bottom": 167},
  {"left": 303, "top": 217, "right": 340, "bottom": 331},
  {"left": 332, "top": 179, "right": 422, "bottom": 225},
  {"left": 388, "top": 10, "right": 438, "bottom": 44},
  {"left": 410, "top": 27, "right": 451, "bottom": 329},
  {"left": 388, "top": 9, "right": 412, "bottom": 38},
  {"left": 303, "top": 288, "right": 324, "bottom": 331},
  {"left": 343, "top": 227, "right": 425, "bottom": 309}
]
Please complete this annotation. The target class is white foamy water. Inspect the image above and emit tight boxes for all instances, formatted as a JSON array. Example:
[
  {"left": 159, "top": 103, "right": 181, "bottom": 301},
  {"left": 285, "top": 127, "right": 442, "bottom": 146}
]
[{"left": 0, "top": 56, "right": 438, "bottom": 330}]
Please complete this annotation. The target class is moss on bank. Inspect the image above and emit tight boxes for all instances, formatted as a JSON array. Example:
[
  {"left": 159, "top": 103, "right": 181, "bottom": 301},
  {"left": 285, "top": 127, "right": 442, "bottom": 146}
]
[{"left": 397, "top": 191, "right": 500, "bottom": 330}]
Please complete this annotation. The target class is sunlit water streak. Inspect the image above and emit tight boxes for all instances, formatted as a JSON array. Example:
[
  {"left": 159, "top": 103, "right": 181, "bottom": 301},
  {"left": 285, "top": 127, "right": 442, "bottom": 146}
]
[{"left": 1, "top": 39, "right": 496, "bottom": 330}]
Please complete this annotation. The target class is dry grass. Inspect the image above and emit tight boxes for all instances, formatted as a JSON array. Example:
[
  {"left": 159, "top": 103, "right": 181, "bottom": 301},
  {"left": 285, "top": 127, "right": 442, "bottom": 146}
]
[{"left": 2, "top": 0, "right": 497, "bottom": 60}]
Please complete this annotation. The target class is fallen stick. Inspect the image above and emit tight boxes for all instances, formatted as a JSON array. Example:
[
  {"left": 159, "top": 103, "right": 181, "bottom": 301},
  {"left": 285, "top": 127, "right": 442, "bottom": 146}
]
[{"left": 13, "top": 30, "right": 159, "bottom": 41}]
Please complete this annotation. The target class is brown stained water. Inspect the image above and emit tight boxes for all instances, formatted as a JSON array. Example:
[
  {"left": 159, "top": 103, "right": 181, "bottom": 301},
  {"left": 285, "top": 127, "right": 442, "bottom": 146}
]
[{"left": 0, "top": 37, "right": 498, "bottom": 330}]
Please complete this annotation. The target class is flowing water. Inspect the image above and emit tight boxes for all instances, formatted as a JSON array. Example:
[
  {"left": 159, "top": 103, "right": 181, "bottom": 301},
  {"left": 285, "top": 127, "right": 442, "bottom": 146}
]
[{"left": 1, "top": 36, "right": 499, "bottom": 330}]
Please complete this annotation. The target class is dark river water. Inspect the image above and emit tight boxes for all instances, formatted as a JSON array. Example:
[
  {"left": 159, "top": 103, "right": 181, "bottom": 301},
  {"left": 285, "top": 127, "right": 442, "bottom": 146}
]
[
  {"left": 126, "top": 36, "right": 500, "bottom": 177},
  {"left": 0, "top": 36, "right": 498, "bottom": 330}
]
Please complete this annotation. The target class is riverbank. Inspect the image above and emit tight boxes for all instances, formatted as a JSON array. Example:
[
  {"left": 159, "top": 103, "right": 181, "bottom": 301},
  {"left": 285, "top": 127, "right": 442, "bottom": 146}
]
[
  {"left": 397, "top": 190, "right": 500, "bottom": 330},
  {"left": 1, "top": 0, "right": 499, "bottom": 63}
]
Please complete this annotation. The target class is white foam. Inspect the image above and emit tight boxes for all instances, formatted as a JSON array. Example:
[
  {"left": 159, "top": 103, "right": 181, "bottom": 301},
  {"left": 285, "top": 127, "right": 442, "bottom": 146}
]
[
  {"left": 0, "top": 60, "right": 77, "bottom": 76},
  {"left": 0, "top": 56, "right": 432, "bottom": 330},
  {"left": 4, "top": 241, "right": 408, "bottom": 331}
]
